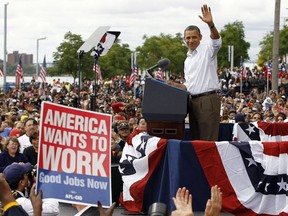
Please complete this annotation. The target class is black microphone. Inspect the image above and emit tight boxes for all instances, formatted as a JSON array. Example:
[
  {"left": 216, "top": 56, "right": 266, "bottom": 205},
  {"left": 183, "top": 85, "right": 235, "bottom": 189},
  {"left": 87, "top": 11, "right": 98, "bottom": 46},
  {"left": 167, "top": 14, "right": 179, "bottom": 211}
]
[{"left": 147, "top": 58, "right": 171, "bottom": 77}]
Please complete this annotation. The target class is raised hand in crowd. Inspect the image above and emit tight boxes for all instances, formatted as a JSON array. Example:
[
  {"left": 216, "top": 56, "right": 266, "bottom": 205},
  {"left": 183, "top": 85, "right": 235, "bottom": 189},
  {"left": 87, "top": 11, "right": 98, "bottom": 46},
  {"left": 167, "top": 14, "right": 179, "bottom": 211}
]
[
  {"left": 172, "top": 185, "right": 222, "bottom": 216},
  {"left": 0, "top": 173, "right": 15, "bottom": 210},
  {"left": 98, "top": 201, "right": 117, "bottom": 216},
  {"left": 172, "top": 187, "right": 194, "bottom": 216},
  {"left": 204, "top": 185, "right": 222, "bottom": 216}
]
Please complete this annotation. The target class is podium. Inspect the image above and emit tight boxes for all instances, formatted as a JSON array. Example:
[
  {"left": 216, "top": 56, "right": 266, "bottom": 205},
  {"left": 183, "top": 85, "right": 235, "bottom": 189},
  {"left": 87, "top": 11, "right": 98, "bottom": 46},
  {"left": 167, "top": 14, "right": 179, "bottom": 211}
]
[{"left": 142, "top": 78, "right": 189, "bottom": 139}]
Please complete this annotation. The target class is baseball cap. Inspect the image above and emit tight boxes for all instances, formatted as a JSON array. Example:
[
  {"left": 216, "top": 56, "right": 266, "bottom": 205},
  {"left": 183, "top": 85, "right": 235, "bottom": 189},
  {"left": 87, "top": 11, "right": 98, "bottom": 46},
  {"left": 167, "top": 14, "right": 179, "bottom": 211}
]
[
  {"left": 3, "top": 163, "right": 33, "bottom": 184},
  {"left": 235, "top": 114, "right": 245, "bottom": 123},
  {"left": 20, "top": 115, "right": 29, "bottom": 121},
  {"left": 9, "top": 128, "right": 21, "bottom": 138},
  {"left": 117, "top": 122, "right": 129, "bottom": 130}
]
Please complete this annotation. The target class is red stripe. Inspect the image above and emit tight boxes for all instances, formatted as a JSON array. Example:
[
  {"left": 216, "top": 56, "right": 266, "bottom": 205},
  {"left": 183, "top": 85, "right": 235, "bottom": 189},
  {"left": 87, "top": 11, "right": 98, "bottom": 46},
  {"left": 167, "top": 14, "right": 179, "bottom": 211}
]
[
  {"left": 263, "top": 142, "right": 288, "bottom": 156},
  {"left": 129, "top": 71, "right": 137, "bottom": 87},
  {"left": 120, "top": 139, "right": 167, "bottom": 212},
  {"left": 16, "top": 65, "right": 23, "bottom": 78},
  {"left": 258, "top": 121, "right": 288, "bottom": 136},
  {"left": 192, "top": 141, "right": 259, "bottom": 216}
]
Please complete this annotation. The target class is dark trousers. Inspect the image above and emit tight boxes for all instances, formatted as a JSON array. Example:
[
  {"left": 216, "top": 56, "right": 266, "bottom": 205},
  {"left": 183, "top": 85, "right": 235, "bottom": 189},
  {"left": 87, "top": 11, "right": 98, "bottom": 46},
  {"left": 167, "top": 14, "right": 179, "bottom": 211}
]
[{"left": 188, "top": 93, "right": 221, "bottom": 141}]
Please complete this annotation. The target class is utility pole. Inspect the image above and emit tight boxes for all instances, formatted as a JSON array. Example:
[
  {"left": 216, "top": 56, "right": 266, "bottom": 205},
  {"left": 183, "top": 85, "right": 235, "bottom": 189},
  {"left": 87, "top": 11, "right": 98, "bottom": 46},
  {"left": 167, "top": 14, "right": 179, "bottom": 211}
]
[
  {"left": 228, "top": 45, "right": 234, "bottom": 72},
  {"left": 272, "top": 0, "right": 281, "bottom": 91}
]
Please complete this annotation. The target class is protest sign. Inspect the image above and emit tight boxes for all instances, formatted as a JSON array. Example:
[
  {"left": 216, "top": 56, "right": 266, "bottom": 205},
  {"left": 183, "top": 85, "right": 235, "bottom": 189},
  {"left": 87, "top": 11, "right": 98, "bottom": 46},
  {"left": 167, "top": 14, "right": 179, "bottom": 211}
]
[{"left": 36, "top": 102, "right": 112, "bottom": 207}]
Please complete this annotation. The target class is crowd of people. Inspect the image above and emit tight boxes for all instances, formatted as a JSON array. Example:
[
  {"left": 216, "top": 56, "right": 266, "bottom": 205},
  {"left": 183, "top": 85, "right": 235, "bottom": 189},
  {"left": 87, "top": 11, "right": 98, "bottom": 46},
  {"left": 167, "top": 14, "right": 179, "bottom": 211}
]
[{"left": 0, "top": 59, "right": 287, "bottom": 215}]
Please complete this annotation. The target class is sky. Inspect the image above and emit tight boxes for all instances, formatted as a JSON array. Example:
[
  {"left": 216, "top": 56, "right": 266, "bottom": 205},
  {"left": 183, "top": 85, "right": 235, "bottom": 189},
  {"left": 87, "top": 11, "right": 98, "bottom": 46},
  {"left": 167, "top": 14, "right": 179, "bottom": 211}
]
[{"left": 0, "top": 0, "right": 287, "bottom": 65}]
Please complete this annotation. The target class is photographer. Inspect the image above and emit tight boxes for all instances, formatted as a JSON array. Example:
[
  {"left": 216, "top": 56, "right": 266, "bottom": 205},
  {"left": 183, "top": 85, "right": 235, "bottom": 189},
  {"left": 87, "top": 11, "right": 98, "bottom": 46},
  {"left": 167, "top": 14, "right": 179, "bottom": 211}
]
[{"left": 3, "top": 163, "right": 59, "bottom": 216}]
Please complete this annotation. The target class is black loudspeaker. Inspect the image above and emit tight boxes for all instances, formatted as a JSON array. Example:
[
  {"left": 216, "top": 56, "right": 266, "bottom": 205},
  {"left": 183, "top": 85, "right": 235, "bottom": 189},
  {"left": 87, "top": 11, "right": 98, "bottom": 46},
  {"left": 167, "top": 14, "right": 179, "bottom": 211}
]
[
  {"left": 142, "top": 78, "right": 189, "bottom": 139},
  {"left": 72, "top": 98, "right": 78, "bottom": 108},
  {"left": 90, "top": 95, "right": 97, "bottom": 111}
]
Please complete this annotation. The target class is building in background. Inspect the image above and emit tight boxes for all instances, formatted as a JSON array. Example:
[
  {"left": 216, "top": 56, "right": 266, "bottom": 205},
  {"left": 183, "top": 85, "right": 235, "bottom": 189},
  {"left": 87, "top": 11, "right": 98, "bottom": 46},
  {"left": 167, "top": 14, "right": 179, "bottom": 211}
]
[{"left": 8, "top": 51, "right": 33, "bottom": 65}]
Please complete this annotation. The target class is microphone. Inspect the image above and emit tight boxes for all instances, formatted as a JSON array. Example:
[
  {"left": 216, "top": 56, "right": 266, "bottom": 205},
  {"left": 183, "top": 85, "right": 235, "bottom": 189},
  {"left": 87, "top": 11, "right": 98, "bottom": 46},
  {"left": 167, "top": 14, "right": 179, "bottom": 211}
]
[{"left": 147, "top": 58, "right": 171, "bottom": 77}]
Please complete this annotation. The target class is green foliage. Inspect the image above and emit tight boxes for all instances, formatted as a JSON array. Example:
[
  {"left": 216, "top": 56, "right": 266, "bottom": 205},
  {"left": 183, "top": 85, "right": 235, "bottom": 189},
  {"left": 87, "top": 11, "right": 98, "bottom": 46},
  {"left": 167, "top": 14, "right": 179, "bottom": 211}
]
[
  {"left": 218, "top": 21, "right": 250, "bottom": 68},
  {"left": 51, "top": 32, "right": 187, "bottom": 79},
  {"left": 258, "top": 26, "right": 288, "bottom": 65},
  {"left": 52, "top": 31, "right": 93, "bottom": 80},
  {"left": 0, "top": 63, "right": 35, "bottom": 76},
  {"left": 98, "top": 40, "right": 132, "bottom": 78},
  {"left": 52, "top": 33, "right": 131, "bottom": 80},
  {"left": 279, "top": 27, "right": 288, "bottom": 57},
  {"left": 258, "top": 31, "right": 273, "bottom": 65},
  {"left": 136, "top": 33, "right": 187, "bottom": 75}
]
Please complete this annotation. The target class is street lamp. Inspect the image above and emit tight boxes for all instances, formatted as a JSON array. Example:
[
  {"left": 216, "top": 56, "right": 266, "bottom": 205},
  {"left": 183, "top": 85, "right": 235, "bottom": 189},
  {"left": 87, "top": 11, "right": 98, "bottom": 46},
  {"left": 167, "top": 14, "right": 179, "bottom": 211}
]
[
  {"left": 36, "top": 37, "right": 46, "bottom": 81},
  {"left": 3, "top": 2, "right": 9, "bottom": 93}
]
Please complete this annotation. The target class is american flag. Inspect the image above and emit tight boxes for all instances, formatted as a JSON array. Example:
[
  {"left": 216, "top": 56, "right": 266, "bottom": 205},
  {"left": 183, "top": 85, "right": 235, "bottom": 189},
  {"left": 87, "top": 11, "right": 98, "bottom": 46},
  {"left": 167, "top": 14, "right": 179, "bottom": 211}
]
[
  {"left": 232, "top": 122, "right": 260, "bottom": 141},
  {"left": 129, "top": 65, "right": 138, "bottom": 87},
  {"left": 16, "top": 56, "right": 24, "bottom": 82},
  {"left": 0, "top": 69, "right": 4, "bottom": 77},
  {"left": 93, "top": 62, "right": 102, "bottom": 83},
  {"left": 233, "top": 121, "right": 288, "bottom": 142},
  {"left": 40, "top": 56, "right": 47, "bottom": 82},
  {"left": 155, "top": 68, "right": 164, "bottom": 80},
  {"left": 267, "top": 61, "right": 272, "bottom": 79},
  {"left": 119, "top": 132, "right": 288, "bottom": 215}
]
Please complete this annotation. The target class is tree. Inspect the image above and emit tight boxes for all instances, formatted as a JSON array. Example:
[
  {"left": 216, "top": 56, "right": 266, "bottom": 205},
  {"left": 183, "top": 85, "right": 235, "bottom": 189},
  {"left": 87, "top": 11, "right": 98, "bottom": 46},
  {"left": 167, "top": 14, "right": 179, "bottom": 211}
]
[
  {"left": 279, "top": 26, "right": 288, "bottom": 58},
  {"left": 258, "top": 31, "right": 273, "bottom": 65},
  {"left": 52, "top": 33, "right": 132, "bottom": 80},
  {"left": 136, "top": 33, "right": 187, "bottom": 76},
  {"left": 97, "top": 40, "right": 132, "bottom": 79},
  {"left": 0, "top": 63, "right": 35, "bottom": 76},
  {"left": 258, "top": 26, "right": 288, "bottom": 66},
  {"left": 52, "top": 32, "right": 93, "bottom": 81},
  {"left": 218, "top": 21, "right": 250, "bottom": 68}
]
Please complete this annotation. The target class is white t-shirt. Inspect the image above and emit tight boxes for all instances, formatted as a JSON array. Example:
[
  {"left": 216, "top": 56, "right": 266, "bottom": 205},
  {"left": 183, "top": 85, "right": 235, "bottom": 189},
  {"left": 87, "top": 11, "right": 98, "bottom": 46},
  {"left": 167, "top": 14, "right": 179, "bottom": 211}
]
[{"left": 16, "top": 195, "right": 59, "bottom": 216}]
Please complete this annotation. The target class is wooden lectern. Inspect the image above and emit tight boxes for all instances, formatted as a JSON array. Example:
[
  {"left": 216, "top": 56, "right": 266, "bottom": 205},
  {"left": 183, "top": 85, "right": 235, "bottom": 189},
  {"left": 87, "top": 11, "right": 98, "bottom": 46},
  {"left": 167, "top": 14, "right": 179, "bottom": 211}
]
[{"left": 142, "top": 78, "right": 189, "bottom": 140}]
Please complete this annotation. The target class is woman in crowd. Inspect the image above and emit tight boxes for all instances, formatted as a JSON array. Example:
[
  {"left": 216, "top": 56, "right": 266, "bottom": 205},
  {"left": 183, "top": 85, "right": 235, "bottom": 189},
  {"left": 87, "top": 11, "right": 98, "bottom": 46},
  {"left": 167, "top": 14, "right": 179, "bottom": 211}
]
[
  {"left": 0, "top": 136, "right": 27, "bottom": 172},
  {"left": 275, "top": 112, "right": 286, "bottom": 122},
  {"left": 272, "top": 98, "right": 287, "bottom": 116}
]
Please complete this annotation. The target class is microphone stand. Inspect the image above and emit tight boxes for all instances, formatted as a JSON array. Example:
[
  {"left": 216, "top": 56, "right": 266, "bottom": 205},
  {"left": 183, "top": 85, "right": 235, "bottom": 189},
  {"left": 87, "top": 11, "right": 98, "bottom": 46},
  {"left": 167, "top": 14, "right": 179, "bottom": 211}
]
[
  {"left": 91, "top": 46, "right": 103, "bottom": 111},
  {"left": 77, "top": 50, "right": 85, "bottom": 108}
]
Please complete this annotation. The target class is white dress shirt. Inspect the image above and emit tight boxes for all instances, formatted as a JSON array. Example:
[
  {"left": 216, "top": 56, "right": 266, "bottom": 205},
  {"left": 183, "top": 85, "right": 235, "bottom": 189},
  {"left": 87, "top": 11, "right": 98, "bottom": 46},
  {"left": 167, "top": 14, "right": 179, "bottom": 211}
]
[{"left": 183, "top": 37, "right": 222, "bottom": 95}]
